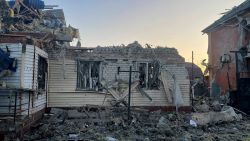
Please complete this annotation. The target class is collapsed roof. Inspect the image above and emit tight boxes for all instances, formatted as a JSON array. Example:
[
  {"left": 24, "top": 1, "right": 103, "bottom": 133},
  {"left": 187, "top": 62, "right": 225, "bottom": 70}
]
[
  {"left": 48, "top": 41, "right": 185, "bottom": 65},
  {"left": 0, "top": 0, "right": 79, "bottom": 46}
]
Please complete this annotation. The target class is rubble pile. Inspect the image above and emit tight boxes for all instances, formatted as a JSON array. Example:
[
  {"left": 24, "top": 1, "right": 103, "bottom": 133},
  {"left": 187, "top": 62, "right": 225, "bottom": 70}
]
[
  {"left": 192, "top": 96, "right": 244, "bottom": 124},
  {"left": 23, "top": 106, "right": 250, "bottom": 141},
  {"left": 0, "top": 0, "right": 80, "bottom": 46}
]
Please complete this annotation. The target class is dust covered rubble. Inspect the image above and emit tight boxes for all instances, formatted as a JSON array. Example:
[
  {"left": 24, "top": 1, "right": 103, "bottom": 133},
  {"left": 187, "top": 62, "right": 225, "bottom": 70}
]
[
  {"left": 23, "top": 106, "right": 250, "bottom": 141},
  {"left": 192, "top": 96, "right": 244, "bottom": 126}
]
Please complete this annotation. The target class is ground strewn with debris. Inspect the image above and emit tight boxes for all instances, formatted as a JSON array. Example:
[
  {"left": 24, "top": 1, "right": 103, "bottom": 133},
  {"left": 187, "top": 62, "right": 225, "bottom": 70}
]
[{"left": 23, "top": 107, "right": 250, "bottom": 141}]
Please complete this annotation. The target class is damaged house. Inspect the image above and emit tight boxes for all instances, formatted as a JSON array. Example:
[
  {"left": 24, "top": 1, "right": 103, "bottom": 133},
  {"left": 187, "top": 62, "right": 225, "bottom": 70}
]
[
  {"left": 202, "top": 0, "right": 250, "bottom": 113},
  {"left": 0, "top": 0, "right": 191, "bottom": 139},
  {"left": 47, "top": 42, "right": 191, "bottom": 110},
  {"left": 0, "top": 0, "right": 79, "bottom": 137},
  {"left": 0, "top": 34, "right": 48, "bottom": 127}
]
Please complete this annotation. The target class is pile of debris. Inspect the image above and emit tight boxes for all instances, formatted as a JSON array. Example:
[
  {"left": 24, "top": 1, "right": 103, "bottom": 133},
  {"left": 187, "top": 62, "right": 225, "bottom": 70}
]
[
  {"left": 192, "top": 96, "right": 246, "bottom": 126},
  {"left": 21, "top": 106, "right": 250, "bottom": 141},
  {"left": 0, "top": 0, "right": 80, "bottom": 46}
]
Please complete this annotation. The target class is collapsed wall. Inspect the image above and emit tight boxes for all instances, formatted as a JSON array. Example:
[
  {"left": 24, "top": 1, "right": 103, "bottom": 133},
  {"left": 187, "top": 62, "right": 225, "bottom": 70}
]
[
  {"left": 48, "top": 41, "right": 184, "bottom": 63},
  {"left": 0, "top": 0, "right": 80, "bottom": 139},
  {"left": 47, "top": 41, "right": 190, "bottom": 109}
]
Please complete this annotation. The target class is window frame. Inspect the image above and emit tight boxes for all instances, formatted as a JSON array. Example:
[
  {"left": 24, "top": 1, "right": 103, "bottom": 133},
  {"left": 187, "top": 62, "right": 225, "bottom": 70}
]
[
  {"left": 76, "top": 60, "right": 102, "bottom": 91},
  {"left": 37, "top": 56, "right": 48, "bottom": 90}
]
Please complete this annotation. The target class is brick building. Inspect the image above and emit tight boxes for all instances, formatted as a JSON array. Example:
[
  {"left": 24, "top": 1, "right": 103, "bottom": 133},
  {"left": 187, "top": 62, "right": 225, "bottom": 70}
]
[{"left": 202, "top": 1, "right": 250, "bottom": 113}]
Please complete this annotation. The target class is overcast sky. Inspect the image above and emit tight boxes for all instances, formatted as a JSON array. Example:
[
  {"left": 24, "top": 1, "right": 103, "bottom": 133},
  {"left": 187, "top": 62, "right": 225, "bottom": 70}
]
[{"left": 44, "top": 0, "right": 245, "bottom": 66}]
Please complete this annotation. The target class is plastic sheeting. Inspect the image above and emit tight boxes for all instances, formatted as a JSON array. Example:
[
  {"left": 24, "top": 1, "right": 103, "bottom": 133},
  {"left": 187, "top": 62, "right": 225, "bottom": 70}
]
[
  {"left": 0, "top": 47, "right": 17, "bottom": 73},
  {"left": 9, "top": 0, "right": 45, "bottom": 9}
]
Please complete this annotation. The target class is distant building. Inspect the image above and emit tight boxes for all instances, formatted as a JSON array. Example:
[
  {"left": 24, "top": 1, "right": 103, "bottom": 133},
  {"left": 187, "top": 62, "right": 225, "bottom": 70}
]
[{"left": 184, "top": 62, "right": 203, "bottom": 81}]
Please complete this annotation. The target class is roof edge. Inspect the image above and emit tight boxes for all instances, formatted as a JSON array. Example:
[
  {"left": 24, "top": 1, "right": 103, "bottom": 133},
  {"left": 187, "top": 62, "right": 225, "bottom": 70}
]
[{"left": 202, "top": 0, "right": 250, "bottom": 33}]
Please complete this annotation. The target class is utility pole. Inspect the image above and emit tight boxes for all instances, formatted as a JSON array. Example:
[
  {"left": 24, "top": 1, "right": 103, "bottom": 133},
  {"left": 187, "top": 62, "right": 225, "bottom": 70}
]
[
  {"left": 192, "top": 51, "right": 194, "bottom": 82},
  {"left": 118, "top": 66, "right": 139, "bottom": 122},
  {"left": 191, "top": 51, "right": 194, "bottom": 106}
]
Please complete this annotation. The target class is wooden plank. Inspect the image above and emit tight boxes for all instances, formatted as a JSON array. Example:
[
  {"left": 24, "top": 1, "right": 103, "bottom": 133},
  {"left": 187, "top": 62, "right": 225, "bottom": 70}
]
[
  {"left": 120, "top": 81, "right": 139, "bottom": 100},
  {"left": 160, "top": 70, "right": 172, "bottom": 103},
  {"left": 100, "top": 80, "right": 120, "bottom": 100}
]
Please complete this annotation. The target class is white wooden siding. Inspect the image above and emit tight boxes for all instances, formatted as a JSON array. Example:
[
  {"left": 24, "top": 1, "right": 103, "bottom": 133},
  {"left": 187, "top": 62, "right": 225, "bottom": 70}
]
[
  {"left": 48, "top": 59, "right": 190, "bottom": 107},
  {"left": 163, "top": 65, "right": 190, "bottom": 106},
  {"left": 24, "top": 45, "right": 35, "bottom": 89},
  {"left": 0, "top": 44, "right": 48, "bottom": 89},
  {"left": 0, "top": 43, "right": 48, "bottom": 116},
  {"left": 48, "top": 59, "right": 77, "bottom": 92},
  {"left": 48, "top": 92, "right": 113, "bottom": 107},
  {"left": 0, "top": 91, "right": 46, "bottom": 115}
]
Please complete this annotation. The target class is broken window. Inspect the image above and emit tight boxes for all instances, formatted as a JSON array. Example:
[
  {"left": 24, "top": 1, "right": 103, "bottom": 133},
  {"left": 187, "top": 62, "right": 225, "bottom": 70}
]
[
  {"left": 138, "top": 61, "right": 160, "bottom": 90},
  {"left": 139, "top": 63, "right": 147, "bottom": 88},
  {"left": 38, "top": 56, "right": 48, "bottom": 90},
  {"left": 148, "top": 62, "right": 160, "bottom": 89},
  {"left": 246, "top": 57, "right": 250, "bottom": 71},
  {"left": 77, "top": 61, "right": 101, "bottom": 91}
]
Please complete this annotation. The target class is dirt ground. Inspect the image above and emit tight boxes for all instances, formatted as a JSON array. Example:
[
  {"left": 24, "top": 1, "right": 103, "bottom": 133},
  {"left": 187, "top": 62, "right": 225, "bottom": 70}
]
[{"left": 23, "top": 107, "right": 250, "bottom": 141}]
